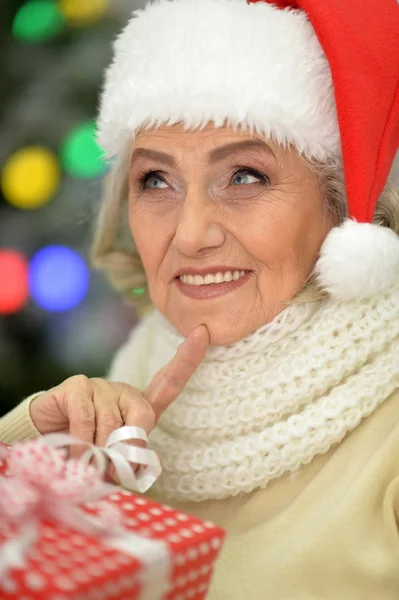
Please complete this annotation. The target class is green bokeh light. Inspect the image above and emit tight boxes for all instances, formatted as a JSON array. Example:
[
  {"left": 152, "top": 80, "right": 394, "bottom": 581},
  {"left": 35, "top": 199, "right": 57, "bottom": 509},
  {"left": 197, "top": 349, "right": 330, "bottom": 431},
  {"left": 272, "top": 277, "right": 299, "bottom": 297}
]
[
  {"left": 61, "top": 121, "right": 106, "bottom": 179},
  {"left": 131, "top": 287, "right": 146, "bottom": 297},
  {"left": 13, "top": 0, "right": 64, "bottom": 43}
]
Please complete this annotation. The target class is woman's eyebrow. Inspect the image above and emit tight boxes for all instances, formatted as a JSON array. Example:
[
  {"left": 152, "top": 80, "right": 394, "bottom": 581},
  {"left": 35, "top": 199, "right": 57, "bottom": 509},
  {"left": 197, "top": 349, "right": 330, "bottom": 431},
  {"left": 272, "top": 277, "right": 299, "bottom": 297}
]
[
  {"left": 130, "top": 148, "right": 177, "bottom": 168},
  {"left": 130, "top": 139, "right": 275, "bottom": 168},
  {"left": 209, "top": 139, "right": 276, "bottom": 162}
]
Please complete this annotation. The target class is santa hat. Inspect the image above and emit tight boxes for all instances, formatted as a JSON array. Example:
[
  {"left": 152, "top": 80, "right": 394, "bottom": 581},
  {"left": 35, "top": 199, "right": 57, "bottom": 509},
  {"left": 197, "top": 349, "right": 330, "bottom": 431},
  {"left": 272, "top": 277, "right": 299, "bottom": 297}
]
[{"left": 97, "top": 0, "right": 399, "bottom": 301}]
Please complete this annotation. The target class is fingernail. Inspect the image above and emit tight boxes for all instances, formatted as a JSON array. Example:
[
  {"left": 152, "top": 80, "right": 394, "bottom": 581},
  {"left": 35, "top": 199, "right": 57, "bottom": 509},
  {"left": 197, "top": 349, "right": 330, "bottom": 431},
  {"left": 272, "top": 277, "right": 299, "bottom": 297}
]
[
  {"left": 185, "top": 324, "right": 207, "bottom": 347},
  {"left": 191, "top": 324, "right": 205, "bottom": 339}
]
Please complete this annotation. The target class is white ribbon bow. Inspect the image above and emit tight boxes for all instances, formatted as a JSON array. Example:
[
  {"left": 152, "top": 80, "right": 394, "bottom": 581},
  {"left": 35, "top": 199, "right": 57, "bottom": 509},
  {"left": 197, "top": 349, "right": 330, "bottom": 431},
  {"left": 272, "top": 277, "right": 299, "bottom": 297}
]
[{"left": 43, "top": 426, "right": 162, "bottom": 494}]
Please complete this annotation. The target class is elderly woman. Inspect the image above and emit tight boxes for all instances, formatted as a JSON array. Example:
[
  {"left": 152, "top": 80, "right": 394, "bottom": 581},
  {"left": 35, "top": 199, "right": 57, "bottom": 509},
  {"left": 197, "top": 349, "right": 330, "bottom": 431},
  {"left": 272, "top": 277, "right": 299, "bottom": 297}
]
[{"left": 1, "top": 0, "right": 399, "bottom": 597}]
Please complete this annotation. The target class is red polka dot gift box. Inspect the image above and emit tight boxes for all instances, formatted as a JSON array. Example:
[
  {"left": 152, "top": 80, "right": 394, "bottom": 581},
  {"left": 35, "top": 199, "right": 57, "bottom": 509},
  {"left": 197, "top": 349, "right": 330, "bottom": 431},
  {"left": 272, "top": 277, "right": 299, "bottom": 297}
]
[{"left": 0, "top": 438, "right": 225, "bottom": 600}]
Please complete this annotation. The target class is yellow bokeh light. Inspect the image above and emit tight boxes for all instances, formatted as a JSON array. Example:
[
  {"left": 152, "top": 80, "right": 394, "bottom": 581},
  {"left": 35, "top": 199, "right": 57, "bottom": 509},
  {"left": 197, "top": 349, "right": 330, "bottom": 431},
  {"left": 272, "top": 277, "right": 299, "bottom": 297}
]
[
  {"left": 1, "top": 147, "right": 61, "bottom": 210},
  {"left": 58, "top": 0, "right": 109, "bottom": 25}
]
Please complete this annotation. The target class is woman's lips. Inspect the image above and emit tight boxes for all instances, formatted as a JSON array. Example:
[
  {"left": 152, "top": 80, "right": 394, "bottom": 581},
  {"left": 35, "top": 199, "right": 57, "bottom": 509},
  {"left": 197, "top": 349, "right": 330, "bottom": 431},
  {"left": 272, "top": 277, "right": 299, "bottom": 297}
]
[{"left": 174, "top": 271, "right": 253, "bottom": 300}]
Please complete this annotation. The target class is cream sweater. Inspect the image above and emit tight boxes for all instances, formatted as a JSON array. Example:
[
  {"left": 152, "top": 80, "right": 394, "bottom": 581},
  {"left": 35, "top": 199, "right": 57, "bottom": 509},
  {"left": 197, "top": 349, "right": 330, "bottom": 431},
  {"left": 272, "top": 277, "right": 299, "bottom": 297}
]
[{"left": 1, "top": 286, "right": 399, "bottom": 599}]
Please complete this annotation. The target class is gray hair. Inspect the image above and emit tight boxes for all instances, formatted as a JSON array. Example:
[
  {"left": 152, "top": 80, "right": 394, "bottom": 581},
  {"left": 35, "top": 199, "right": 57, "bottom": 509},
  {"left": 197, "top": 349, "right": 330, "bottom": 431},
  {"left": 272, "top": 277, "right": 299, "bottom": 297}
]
[{"left": 91, "top": 146, "right": 399, "bottom": 309}]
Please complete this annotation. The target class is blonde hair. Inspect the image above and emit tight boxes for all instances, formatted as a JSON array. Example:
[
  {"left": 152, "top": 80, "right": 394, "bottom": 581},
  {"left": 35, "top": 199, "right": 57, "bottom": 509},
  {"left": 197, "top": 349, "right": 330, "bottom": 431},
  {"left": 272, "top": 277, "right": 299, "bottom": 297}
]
[{"left": 91, "top": 145, "right": 399, "bottom": 308}]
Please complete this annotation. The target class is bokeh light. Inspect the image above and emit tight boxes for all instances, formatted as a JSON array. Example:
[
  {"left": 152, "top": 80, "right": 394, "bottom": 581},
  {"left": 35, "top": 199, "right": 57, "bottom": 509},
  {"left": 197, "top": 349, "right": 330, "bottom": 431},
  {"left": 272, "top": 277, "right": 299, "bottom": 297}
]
[
  {"left": 59, "top": 0, "right": 109, "bottom": 25},
  {"left": 131, "top": 287, "right": 146, "bottom": 297},
  {"left": 0, "top": 250, "right": 29, "bottom": 315},
  {"left": 61, "top": 121, "right": 106, "bottom": 179},
  {"left": 12, "top": 0, "right": 64, "bottom": 43},
  {"left": 1, "top": 147, "right": 61, "bottom": 210},
  {"left": 29, "top": 245, "right": 90, "bottom": 312}
]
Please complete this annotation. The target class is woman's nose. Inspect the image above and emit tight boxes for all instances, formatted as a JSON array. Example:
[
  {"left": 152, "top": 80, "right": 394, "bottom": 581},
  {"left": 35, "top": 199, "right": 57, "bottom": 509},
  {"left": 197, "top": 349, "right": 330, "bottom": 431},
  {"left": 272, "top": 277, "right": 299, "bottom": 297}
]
[{"left": 172, "top": 189, "right": 225, "bottom": 257}]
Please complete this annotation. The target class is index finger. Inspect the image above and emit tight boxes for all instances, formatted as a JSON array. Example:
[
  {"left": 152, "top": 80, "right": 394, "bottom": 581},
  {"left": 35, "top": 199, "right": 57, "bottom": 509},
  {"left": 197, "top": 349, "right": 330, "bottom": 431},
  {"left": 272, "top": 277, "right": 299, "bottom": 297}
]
[{"left": 144, "top": 324, "right": 209, "bottom": 419}]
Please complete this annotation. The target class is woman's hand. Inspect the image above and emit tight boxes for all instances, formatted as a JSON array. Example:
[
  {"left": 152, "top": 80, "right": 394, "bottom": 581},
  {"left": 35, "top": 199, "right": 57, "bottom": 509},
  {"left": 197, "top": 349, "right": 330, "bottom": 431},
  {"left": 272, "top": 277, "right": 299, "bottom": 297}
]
[{"left": 29, "top": 324, "right": 209, "bottom": 447}]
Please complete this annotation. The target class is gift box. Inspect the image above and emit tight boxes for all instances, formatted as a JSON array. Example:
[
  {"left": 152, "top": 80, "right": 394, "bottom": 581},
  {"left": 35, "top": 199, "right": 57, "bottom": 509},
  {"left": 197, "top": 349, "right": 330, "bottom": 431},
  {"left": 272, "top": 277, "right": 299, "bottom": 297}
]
[{"left": 0, "top": 437, "right": 225, "bottom": 600}]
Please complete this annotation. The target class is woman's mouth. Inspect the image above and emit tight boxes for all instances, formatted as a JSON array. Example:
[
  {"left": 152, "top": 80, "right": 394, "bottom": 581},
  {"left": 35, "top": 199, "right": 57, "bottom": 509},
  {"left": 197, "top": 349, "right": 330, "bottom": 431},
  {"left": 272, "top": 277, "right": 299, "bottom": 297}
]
[
  {"left": 179, "top": 269, "right": 247, "bottom": 285},
  {"left": 175, "top": 269, "right": 252, "bottom": 300}
]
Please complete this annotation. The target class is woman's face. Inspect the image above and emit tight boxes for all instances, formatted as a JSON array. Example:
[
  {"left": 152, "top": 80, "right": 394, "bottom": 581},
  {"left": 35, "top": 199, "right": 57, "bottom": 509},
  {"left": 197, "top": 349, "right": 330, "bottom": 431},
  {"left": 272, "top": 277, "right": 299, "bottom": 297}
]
[{"left": 129, "top": 123, "right": 333, "bottom": 345}]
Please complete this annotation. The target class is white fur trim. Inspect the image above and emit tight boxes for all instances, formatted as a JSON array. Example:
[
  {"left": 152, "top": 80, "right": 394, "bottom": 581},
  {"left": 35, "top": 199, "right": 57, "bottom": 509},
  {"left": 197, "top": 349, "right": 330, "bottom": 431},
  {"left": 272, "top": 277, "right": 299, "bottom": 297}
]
[
  {"left": 97, "top": 0, "right": 339, "bottom": 160},
  {"left": 316, "top": 221, "right": 399, "bottom": 300}
]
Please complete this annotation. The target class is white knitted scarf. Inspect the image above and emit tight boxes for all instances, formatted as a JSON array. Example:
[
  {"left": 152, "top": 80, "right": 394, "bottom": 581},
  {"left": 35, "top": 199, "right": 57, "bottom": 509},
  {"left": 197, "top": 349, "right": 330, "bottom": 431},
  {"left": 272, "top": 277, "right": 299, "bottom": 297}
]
[{"left": 110, "top": 284, "right": 399, "bottom": 502}]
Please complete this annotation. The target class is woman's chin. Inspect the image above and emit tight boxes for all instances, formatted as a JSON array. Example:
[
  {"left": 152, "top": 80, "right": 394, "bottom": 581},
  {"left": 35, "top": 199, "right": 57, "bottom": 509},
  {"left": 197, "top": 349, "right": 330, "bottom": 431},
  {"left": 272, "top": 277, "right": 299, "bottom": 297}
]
[
  {"left": 169, "top": 312, "right": 255, "bottom": 346},
  {"left": 162, "top": 285, "right": 274, "bottom": 345},
  {"left": 206, "top": 323, "right": 245, "bottom": 346}
]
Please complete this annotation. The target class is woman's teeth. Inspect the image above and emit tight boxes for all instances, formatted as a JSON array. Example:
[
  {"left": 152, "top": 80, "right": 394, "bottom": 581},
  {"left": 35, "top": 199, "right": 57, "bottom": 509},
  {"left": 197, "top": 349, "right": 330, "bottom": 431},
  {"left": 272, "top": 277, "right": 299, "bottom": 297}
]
[{"left": 179, "top": 270, "right": 247, "bottom": 286}]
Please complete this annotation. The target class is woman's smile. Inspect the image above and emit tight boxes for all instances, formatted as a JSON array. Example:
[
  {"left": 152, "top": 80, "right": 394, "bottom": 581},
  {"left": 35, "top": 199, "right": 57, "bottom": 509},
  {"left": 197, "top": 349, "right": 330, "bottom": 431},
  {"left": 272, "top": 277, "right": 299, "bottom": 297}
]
[{"left": 174, "top": 268, "right": 253, "bottom": 300}]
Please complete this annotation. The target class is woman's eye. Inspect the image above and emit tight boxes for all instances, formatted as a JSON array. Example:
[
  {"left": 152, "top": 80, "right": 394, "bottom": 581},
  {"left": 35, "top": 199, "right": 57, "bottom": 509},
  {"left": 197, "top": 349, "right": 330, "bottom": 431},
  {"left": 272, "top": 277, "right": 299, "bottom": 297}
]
[
  {"left": 232, "top": 168, "right": 269, "bottom": 186},
  {"left": 139, "top": 170, "right": 168, "bottom": 190},
  {"left": 148, "top": 176, "right": 167, "bottom": 189}
]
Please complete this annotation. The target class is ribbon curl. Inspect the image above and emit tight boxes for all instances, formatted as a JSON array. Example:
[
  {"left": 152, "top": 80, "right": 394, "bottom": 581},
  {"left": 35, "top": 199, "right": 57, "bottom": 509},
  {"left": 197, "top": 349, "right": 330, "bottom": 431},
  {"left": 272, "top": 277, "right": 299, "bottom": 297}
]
[{"left": 43, "top": 426, "right": 162, "bottom": 494}]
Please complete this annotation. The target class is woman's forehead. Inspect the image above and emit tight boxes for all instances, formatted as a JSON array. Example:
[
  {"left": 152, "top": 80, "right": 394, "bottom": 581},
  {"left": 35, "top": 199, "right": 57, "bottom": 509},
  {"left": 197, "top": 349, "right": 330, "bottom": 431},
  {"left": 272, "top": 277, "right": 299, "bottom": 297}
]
[{"left": 132, "top": 123, "right": 279, "bottom": 156}]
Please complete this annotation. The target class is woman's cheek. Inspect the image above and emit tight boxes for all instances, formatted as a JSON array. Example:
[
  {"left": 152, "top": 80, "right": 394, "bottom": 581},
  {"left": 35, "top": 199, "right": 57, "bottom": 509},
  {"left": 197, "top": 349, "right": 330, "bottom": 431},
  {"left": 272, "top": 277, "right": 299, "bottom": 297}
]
[{"left": 131, "top": 216, "right": 174, "bottom": 286}]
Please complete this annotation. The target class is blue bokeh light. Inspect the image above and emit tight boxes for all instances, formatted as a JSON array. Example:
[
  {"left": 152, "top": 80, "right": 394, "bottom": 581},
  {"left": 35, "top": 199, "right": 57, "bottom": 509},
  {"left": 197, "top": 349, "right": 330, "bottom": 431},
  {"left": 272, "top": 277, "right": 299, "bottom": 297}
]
[{"left": 29, "top": 245, "right": 89, "bottom": 311}]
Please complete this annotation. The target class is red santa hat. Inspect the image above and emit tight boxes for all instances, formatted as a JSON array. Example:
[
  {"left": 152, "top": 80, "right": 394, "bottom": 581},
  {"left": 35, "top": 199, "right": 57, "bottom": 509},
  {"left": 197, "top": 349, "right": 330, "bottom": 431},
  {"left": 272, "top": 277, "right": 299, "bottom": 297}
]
[{"left": 97, "top": 0, "right": 399, "bottom": 301}]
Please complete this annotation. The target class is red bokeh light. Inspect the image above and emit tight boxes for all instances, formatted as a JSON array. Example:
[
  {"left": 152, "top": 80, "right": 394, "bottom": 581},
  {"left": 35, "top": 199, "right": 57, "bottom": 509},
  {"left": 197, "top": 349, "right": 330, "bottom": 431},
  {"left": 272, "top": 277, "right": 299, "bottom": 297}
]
[{"left": 0, "top": 250, "right": 29, "bottom": 315}]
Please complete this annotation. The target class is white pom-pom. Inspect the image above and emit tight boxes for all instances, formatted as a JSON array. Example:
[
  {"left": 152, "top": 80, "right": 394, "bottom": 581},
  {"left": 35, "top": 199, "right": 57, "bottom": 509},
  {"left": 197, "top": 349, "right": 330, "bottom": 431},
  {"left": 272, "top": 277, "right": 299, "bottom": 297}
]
[{"left": 316, "top": 220, "right": 399, "bottom": 300}]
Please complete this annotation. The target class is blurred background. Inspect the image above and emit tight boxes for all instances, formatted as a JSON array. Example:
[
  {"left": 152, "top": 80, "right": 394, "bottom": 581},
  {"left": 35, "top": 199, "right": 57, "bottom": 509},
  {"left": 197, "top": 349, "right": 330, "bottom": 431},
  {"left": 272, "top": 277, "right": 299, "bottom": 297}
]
[{"left": 0, "top": 0, "right": 146, "bottom": 416}]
